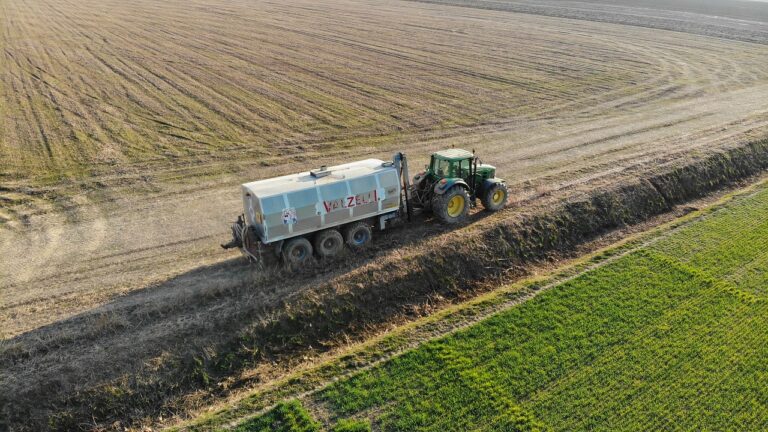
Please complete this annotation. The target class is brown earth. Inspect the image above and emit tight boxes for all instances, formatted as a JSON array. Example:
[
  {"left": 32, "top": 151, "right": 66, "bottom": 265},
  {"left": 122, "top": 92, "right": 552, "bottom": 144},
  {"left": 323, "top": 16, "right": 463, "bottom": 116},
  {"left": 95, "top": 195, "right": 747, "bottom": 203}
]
[{"left": 2, "top": 0, "right": 768, "bottom": 430}]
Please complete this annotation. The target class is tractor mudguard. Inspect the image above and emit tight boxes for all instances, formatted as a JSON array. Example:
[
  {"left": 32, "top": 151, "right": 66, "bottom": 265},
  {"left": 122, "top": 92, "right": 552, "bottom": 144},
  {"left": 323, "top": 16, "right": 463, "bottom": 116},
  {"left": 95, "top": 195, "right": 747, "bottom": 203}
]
[
  {"left": 482, "top": 177, "right": 505, "bottom": 189},
  {"left": 433, "top": 178, "right": 469, "bottom": 195}
]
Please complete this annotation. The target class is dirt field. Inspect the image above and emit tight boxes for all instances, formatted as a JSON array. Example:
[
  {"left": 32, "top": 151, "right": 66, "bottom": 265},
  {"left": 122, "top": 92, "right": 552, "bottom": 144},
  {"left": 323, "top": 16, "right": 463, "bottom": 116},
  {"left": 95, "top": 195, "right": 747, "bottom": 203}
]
[{"left": 2, "top": 0, "right": 768, "bottom": 429}]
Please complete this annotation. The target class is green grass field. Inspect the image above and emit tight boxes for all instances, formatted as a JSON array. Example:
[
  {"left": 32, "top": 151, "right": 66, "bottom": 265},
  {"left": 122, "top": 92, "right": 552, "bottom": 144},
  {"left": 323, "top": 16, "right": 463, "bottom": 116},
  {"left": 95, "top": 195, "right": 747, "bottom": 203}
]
[{"left": 233, "top": 184, "right": 768, "bottom": 431}]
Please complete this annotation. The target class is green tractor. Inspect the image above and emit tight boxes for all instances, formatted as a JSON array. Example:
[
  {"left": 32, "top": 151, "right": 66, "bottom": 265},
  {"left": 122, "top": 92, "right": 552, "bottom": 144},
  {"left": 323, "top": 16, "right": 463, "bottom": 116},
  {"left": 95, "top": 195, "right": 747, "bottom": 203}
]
[{"left": 409, "top": 148, "right": 508, "bottom": 223}]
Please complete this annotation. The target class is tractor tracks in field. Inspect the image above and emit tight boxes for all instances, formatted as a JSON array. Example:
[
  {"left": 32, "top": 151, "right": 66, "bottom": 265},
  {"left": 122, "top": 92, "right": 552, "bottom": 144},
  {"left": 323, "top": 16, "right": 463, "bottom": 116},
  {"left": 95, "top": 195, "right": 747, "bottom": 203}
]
[{"left": 4, "top": 0, "right": 768, "bottom": 183}]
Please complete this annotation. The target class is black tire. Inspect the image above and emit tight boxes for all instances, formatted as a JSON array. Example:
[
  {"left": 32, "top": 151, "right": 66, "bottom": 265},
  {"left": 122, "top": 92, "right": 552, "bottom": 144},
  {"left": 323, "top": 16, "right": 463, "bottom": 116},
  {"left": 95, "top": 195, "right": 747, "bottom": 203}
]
[
  {"left": 481, "top": 182, "right": 508, "bottom": 212},
  {"left": 432, "top": 186, "right": 470, "bottom": 224},
  {"left": 313, "top": 229, "right": 344, "bottom": 258},
  {"left": 343, "top": 222, "right": 373, "bottom": 249},
  {"left": 282, "top": 237, "right": 313, "bottom": 266}
]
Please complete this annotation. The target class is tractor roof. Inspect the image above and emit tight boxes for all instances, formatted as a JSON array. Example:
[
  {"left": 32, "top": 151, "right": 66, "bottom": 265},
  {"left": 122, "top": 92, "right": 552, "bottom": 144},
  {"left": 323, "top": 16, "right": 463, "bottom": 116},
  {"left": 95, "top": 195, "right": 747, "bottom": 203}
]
[{"left": 433, "top": 148, "right": 473, "bottom": 160}]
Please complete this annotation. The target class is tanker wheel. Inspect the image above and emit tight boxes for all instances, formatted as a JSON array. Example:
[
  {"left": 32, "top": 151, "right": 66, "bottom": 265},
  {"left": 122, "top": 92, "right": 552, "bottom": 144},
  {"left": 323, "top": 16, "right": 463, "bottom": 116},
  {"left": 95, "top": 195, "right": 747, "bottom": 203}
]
[
  {"left": 481, "top": 183, "right": 509, "bottom": 212},
  {"left": 432, "top": 186, "right": 470, "bottom": 224},
  {"left": 282, "top": 237, "right": 313, "bottom": 266},
  {"left": 313, "top": 229, "right": 344, "bottom": 258},
  {"left": 343, "top": 222, "right": 373, "bottom": 250}
]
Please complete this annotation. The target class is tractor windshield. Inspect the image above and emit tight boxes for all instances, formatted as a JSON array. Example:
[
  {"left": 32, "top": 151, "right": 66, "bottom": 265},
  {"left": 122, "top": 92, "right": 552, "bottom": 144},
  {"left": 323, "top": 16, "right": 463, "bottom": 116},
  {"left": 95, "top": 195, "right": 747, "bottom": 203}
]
[
  {"left": 433, "top": 158, "right": 456, "bottom": 177},
  {"left": 432, "top": 157, "right": 471, "bottom": 178}
]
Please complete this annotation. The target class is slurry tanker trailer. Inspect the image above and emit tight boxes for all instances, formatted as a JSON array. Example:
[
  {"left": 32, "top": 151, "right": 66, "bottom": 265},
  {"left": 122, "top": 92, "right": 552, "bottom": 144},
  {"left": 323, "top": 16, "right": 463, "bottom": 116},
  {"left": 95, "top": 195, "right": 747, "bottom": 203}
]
[{"left": 223, "top": 149, "right": 508, "bottom": 266}]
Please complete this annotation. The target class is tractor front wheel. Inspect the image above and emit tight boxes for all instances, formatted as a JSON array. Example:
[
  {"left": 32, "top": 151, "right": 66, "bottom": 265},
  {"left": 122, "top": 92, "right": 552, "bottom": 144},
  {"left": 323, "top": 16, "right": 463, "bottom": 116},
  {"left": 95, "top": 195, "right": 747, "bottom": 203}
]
[
  {"left": 481, "top": 183, "right": 508, "bottom": 212},
  {"left": 432, "top": 186, "right": 470, "bottom": 224}
]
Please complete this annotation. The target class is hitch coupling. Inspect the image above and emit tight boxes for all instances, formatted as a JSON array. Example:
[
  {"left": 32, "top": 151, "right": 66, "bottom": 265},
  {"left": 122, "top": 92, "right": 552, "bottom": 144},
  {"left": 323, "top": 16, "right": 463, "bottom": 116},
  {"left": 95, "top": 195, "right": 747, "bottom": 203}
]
[{"left": 221, "top": 215, "right": 245, "bottom": 249}]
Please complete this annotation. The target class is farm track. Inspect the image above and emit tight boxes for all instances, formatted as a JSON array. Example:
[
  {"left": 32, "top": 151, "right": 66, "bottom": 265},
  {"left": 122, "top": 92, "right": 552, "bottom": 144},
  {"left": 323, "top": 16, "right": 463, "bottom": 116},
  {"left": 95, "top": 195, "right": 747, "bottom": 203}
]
[{"left": 2, "top": 0, "right": 768, "bottom": 429}]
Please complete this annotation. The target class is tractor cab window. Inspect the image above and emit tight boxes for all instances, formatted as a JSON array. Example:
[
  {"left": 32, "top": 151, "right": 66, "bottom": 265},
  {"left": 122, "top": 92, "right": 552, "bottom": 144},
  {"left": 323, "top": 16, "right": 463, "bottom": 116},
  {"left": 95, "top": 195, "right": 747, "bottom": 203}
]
[
  {"left": 432, "top": 156, "right": 473, "bottom": 178},
  {"left": 433, "top": 158, "right": 456, "bottom": 177},
  {"left": 458, "top": 158, "right": 471, "bottom": 177}
]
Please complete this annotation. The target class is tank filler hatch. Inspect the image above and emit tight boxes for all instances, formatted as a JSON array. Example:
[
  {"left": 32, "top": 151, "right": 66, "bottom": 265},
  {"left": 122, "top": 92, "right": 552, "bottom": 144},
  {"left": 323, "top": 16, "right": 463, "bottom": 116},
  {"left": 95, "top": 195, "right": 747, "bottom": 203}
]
[{"left": 310, "top": 166, "right": 331, "bottom": 178}]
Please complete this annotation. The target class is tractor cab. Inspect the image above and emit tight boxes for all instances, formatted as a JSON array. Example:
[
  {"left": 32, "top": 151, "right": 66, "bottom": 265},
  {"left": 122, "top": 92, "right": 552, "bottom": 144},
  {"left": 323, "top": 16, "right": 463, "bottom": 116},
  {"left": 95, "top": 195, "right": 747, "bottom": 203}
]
[
  {"left": 427, "top": 148, "right": 497, "bottom": 185},
  {"left": 428, "top": 148, "right": 472, "bottom": 179},
  {"left": 410, "top": 148, "right": 508, "bottom": 224}
]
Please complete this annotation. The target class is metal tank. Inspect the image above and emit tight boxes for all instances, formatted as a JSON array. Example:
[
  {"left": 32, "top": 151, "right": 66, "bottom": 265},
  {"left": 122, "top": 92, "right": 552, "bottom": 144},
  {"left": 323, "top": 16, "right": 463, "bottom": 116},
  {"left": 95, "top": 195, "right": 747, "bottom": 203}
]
[
  {"left": 241, "top": 158, "right": 402, "bottom": 244},
  {"left": 223, "top": 153, "right": 411, "bottom": 263}
]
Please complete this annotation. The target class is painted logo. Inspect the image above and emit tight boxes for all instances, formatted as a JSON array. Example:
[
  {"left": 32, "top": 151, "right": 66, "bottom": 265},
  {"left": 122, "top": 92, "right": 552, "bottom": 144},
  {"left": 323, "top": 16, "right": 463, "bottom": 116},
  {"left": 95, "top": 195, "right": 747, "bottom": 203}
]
[
  {"left": 322, "top": 190, "right": 379, "bottom": 214},
  {"left": 282, "top": 207, "right": 297, "bottom": 225}
]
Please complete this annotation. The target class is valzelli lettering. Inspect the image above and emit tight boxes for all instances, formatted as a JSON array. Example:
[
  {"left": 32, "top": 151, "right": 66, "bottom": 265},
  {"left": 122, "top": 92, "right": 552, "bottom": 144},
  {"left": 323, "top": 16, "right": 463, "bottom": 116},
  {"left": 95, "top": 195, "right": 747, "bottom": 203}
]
[{"left": 323, "top": 190, "right": 378, "bottom": 213}]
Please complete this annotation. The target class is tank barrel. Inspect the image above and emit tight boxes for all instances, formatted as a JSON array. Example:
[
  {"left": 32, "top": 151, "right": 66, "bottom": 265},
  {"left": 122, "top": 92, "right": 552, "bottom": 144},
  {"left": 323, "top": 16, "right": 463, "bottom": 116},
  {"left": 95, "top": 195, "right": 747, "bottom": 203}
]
[{"left": 232, "top": 158, "right": 402, "bottom": 248}]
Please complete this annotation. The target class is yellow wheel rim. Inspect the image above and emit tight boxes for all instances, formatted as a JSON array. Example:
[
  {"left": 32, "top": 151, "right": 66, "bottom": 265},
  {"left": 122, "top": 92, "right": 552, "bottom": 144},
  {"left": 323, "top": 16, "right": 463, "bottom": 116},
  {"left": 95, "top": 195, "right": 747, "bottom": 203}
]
[
  {"left": 492, "top": 189, "right": 505, "bottom": 205},
  {"left": 447, "top": 195, "right": 465, "bottom": 217}
]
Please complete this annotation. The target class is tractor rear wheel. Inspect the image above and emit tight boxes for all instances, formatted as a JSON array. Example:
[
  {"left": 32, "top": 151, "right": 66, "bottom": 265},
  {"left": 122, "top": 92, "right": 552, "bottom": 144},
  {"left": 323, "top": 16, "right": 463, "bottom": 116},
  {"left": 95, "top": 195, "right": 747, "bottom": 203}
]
[
  {"left": 282, "top": 237, "right": 313, "bottom": 266},
  {"left": 481, "top": 183, "right": 508, "bottom": 212},
  {"left": 432, "top": 186, "right": 470, "bottom": 224},
  {"left": 314, "top": 229, "right": 344, "bottom": 258},
  {"left": 343, "top": 222, "right": 373, "bottom": 249}
]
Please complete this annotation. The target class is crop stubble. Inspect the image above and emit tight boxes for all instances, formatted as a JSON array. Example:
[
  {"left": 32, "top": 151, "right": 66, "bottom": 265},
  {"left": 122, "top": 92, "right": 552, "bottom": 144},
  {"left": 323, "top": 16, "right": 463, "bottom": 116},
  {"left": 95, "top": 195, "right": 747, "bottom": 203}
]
[{"left": 2, "top": 0, "right": 768, "bottom": 183}]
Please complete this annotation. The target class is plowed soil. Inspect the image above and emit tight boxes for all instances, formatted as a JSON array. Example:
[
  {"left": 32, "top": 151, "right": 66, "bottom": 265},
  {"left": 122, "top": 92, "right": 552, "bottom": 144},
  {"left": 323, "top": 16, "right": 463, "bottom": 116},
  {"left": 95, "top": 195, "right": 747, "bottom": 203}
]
[{"left": 2, "top": 0, "right": 768, "bottom": 429}]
